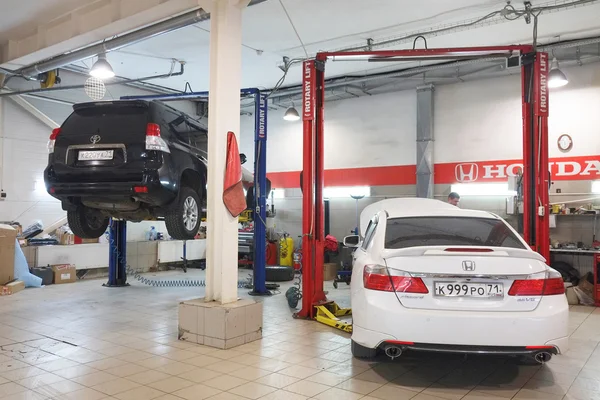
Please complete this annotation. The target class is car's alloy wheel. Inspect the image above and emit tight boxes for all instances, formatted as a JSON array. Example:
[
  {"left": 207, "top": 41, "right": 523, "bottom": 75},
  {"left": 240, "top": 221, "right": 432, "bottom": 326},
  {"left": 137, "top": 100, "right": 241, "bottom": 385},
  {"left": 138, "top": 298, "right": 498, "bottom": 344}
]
[
  {"left": 165, "top": 186, "right": 202, "bottom": 240},
  {"left": 183, "top": 196, "right": 198, "bottom": 232}
]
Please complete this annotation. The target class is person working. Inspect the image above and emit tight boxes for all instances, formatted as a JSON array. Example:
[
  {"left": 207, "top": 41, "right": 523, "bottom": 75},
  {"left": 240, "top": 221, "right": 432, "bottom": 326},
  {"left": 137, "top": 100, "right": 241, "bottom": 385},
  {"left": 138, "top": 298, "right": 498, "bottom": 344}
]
[{"left": 448, "top": 192, "right": 460, "bottom": 206}]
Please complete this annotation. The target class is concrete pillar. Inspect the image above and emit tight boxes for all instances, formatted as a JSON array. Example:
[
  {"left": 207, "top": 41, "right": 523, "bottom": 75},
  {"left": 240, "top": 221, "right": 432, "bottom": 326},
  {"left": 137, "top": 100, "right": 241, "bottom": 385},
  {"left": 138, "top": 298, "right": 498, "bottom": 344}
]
[
  {"left": 204, "top": 0, "right": 249, "bottom": 304},
  {"left": 416, "top": 84, "right": 434, "bottom": 199}
]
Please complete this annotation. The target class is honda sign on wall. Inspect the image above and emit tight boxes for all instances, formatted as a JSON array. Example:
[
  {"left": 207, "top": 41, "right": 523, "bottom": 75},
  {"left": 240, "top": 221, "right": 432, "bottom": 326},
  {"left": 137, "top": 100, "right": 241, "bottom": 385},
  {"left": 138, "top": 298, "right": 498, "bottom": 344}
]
[{"left": 437, "top": 155, "right": 600, "bottom": 184}]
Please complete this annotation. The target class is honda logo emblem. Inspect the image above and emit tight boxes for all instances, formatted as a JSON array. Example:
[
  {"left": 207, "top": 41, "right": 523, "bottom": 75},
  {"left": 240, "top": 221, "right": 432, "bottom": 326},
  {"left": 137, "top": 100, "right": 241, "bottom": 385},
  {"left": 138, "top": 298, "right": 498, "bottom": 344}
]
[
  {"left": 455, "top": 163, "right": 479, "bottom": 182},
  {"left": 90, "top": 135, "right": 101, "bottom": 144},
  {"left": 462, "top": 261, "right": 476, "bottom": 271}
]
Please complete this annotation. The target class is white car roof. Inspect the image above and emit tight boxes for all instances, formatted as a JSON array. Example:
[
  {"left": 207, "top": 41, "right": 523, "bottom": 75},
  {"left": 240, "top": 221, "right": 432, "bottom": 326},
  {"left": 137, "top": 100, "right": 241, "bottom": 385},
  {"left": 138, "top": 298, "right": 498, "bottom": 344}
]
[{"left": 360, "top": 198, "right": 499, "bottom": 236}]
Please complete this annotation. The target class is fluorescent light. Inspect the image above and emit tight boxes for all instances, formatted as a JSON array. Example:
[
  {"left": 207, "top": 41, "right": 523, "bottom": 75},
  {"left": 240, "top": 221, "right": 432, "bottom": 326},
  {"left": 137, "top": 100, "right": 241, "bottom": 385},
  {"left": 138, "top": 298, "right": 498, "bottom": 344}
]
[
  {"left": 283, "top": 107, "right": 300, "bottom": 121},
  {"left": 592, "top": 181, "right": 600, "bottom": 194},
  {"left": 90, "top": 53, "right": 115, "bottom": 79},
  {"left": 548, "top": 57, "right": 568, "bottom": 88},
  {"left": 324, "top": 186, "right": 371, "bottom": 198},
  {"left": 271, "top": 189, "right": 285, "bottom": 199},
  {"left": 451, "top": 183, "right": 517, "bottom": 196}
]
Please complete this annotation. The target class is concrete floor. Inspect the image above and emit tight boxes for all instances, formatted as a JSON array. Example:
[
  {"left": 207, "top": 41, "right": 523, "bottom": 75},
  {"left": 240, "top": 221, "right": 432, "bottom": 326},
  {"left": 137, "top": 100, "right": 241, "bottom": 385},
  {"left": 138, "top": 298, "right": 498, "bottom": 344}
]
[{"left": 1, "top": 269, "right": 599, "bottom": 400}]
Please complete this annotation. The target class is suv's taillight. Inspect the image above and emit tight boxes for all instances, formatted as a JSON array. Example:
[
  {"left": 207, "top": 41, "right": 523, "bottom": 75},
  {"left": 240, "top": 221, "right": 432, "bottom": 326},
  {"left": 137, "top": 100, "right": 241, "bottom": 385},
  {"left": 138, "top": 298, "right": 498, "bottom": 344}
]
[
  {"left": 363, "top": 265, "right": 428, "bottom": 293},
  {"left": 508, "top": 269, "right": 565, "bottom": 296},
  {"left": 145, "top": 123, "right": 170, "bottom": 153},
  {"left": 48, "top": 128, "right": 61, "bottom": 153}
]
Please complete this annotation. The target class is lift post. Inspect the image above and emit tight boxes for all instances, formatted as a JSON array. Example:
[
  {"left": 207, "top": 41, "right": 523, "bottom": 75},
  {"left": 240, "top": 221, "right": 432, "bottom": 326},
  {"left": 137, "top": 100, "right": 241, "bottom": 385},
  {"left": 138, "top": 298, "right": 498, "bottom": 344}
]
[
  {"left": 113, "top": 89, "right": 269, "bottom": 293},
  {"left": 250, "top": 92, "right": 269, "bottom": 295},
  {"left": 298, "top": 45, "right": 549, "bottom": 323},
  {"left": 522, "top": 52, "right": 551, "bottom": 261},
  {"left": 104, "top": 219, "right": 129, "bottom": 287}
]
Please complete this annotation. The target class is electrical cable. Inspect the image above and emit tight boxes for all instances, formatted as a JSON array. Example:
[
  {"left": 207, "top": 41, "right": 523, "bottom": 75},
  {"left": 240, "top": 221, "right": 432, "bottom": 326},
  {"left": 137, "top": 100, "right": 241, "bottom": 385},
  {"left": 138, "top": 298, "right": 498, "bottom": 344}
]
[
  {"left": 278, "top": 0, "right": 309, "bottom": 59},
  {"left": 263, "top": 0, "right": 598, "bottom": 96}
]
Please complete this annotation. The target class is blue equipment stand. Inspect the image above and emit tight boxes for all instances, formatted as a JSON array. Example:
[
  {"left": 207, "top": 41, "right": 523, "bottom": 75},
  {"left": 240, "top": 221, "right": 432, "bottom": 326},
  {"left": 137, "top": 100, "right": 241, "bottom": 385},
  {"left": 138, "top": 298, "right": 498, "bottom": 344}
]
[
  {"left": 249, "top": 91, "right": 269, "bottom": 296},
  {"left": 104, "top": 219, "right": 129, "bottom": 287},
  {"left": 119, "top": 88, "right": 269, "bottom": 295}
]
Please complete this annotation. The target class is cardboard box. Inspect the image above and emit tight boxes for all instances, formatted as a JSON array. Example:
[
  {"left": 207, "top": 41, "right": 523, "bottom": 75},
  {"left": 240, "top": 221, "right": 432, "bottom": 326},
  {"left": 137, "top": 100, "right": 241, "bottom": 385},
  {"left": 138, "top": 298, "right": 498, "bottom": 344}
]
[
  {"left": 0, "top": 224, "right": 17, "bottom": 285},
  {"left": 323, "top": 263, "right": 338, "bottom": 281},
  {"left": 11, "top": 225, "right": 23, "bottom": 237},
  {"left": 74, "top": 237, "right": 99, "bottom": 245},
  {"left": 58, "top": 232, "right": 74, "bottom": 245},
  {"left": 52, "top": 264, "right": 77, "bottom": 284},
  {"left": 1, "top": 280, "right": 25, "bottom": 296}
]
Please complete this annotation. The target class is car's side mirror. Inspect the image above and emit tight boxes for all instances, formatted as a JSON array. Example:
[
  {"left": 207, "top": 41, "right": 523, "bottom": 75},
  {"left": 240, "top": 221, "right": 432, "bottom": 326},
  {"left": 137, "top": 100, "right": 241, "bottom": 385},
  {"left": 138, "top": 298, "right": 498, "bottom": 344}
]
[
  {"left": 343, "top": 235, "right": 360, "bottom": 248},
  {"left": 239, "top": 153, "right": 247, "bottom": 165}
]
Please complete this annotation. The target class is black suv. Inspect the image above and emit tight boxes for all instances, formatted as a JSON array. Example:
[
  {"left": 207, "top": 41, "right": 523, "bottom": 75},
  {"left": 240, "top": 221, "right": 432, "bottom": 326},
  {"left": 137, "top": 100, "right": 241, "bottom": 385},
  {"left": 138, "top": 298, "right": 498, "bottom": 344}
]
[{"left": 44, "top": 100, "right": 210, "bottom": 240}]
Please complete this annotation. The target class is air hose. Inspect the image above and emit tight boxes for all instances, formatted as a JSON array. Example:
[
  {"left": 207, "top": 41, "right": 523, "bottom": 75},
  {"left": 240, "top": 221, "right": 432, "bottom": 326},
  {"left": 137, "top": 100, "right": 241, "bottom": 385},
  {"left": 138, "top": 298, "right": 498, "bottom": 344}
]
[
  {"left": 109, "top": 236, "right": 249, "bottom": 288},
  {"left": 285, "top": 250, "right": 302, "bottom": 308}
]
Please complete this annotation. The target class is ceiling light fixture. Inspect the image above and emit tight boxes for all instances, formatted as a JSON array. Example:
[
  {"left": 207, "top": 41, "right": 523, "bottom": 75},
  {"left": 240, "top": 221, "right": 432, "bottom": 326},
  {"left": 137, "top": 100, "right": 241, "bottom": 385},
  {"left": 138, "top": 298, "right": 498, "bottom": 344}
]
[
  {"left": 283, "top": 106, "right": 300, "bottom": 121},
  {"left": 548, "top": 57, "right": 568, "bottom": 88},
  {"left": 90, "top": 52, "right": 115, "bottom": 79}
]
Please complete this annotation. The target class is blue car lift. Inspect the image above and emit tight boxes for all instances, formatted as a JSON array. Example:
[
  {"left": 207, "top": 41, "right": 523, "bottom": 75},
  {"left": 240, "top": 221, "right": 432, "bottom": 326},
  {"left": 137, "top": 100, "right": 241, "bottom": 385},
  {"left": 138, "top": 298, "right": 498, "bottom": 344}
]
[{"left": 104, "top": 89, "right": 269, "bottom": 294}]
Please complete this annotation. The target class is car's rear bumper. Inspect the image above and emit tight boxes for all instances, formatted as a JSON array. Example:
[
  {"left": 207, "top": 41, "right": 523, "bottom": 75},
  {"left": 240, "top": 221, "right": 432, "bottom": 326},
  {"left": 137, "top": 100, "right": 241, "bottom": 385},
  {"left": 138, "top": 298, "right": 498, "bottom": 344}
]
[
  {"left": 378, "top": 341, "right": 561, "bottom": 356},
  {"left": 46, "top": 179, "right": 174, "bottom": 206},
  {"left": 351, "top": 291, "right": 569, "bottom": 354}
]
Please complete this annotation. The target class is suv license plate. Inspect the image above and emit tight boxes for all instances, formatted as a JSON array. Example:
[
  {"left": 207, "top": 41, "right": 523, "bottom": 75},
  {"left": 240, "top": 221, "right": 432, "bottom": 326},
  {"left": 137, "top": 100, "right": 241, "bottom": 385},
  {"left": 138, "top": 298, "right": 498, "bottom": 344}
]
[
  {"left": 434, "top": 282, "right": 504, "bottom": 298},
  {"left": 78, "top": 150, "right": 114, "bottom": 161}
]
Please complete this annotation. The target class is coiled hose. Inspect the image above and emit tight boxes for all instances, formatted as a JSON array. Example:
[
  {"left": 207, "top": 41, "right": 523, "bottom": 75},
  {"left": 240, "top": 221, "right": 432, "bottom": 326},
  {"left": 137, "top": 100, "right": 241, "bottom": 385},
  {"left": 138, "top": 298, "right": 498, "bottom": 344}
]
[{"left": 109, "top": 236, "right": 249, "bottom": 288}]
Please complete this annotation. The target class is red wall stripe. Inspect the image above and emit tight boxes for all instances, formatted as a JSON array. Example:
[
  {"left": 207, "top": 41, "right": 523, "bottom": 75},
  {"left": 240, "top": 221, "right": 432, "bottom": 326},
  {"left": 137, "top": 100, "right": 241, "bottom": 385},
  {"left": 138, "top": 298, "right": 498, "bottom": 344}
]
[{"left": 267, "top": 155, "right": 600, "bottom": 189}]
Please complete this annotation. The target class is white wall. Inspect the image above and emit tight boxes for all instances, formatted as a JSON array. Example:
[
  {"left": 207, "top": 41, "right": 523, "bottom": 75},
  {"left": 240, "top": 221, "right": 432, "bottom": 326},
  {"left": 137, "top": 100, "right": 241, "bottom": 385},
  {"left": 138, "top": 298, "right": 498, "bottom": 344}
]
[
  {"left": 239, "top": 89, "right": 417, "bottom": 171},
  {"left": 435, "top": 63, "right": 600, "bottom": 162},
  {"left": 0, "top": 99, "right": 64, "bottom": 229}
]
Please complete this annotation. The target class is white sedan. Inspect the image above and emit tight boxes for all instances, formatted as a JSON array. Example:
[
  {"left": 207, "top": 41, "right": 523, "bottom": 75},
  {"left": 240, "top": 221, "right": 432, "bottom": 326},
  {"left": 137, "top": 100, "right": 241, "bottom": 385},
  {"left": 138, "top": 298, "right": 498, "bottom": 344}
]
[{"left": 345, "top": 198, "right": 568, "bottom": 363}]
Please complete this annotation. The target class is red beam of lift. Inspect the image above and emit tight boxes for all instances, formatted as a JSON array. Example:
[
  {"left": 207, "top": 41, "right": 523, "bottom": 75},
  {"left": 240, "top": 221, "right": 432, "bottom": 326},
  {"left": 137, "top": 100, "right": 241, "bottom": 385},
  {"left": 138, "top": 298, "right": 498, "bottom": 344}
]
[{"left": 297, "top": 45, "right": 548, "bottom": 320}]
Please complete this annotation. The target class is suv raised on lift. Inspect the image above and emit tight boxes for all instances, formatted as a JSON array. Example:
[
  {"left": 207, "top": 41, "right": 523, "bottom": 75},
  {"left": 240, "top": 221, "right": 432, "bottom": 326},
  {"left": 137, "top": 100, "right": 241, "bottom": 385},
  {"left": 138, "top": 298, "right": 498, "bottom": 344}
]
[{"left": 45, "top": 100, "right": 210, "bottom": 240}]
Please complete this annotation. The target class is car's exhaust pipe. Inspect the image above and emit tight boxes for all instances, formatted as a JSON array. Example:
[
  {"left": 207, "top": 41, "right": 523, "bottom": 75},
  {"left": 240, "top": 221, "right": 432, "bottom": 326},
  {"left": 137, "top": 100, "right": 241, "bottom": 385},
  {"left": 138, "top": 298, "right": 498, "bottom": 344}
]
[
  {"left": 384, "top": 346, "right": 403, "bottom": 360},
  {"left": 534, "top": 351, "right": 552, "bottom": 364}
]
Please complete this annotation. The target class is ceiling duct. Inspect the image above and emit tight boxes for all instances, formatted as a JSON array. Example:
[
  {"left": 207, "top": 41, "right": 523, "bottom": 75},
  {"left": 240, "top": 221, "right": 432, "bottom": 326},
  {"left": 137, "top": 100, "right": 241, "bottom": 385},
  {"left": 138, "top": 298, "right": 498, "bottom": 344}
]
[{"left": 17, "top": 0, "right": 268, "bottom": 79}]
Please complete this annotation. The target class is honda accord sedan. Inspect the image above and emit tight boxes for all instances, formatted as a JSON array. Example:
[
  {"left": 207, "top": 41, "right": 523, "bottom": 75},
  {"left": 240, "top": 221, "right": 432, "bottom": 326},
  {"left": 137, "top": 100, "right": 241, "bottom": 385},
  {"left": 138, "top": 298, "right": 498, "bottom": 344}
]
[{"left": 344, "top": 198, "right": 568, "bottom": 364}]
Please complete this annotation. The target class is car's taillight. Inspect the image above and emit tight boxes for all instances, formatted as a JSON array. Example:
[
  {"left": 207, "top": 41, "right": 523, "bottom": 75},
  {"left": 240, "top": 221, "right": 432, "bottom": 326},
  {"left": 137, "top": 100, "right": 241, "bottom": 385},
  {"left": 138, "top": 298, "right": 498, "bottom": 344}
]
[
  {"left": 133, "top": 186, "right": 148, "bottom": 193},
  {"left": 145, "top": 123, "right": 170, "bottom": 153},
  {"left": 48, "top": 127, "right": 61, "bottom": 153},
  {"left": 508, "top": 270, "right": 565, "bottom": 296},
  {"left": 363, "top": 265, "right": 428, "bottom": 293}
]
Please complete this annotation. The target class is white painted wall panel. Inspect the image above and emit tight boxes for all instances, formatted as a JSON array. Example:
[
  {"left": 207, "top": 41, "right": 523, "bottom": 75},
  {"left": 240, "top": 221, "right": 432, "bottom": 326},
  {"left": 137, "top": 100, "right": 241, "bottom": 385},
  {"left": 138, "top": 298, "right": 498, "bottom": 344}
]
[
  {"left": 240, "top": 89, "right": 417, "bottom": 172},
  {"left": 0, "top": 100, "right": 64, "bottom": 228}
]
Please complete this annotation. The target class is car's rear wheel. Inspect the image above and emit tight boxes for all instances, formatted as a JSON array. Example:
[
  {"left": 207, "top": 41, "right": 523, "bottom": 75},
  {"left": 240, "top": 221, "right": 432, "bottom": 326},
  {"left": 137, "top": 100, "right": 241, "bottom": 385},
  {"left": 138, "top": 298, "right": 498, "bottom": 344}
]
[
  {"left": 351, "top": 340, "right": 377, "bottom": 359},
  {"left": 165, "top": 187, "right": 201, "bottom": 240},
  {"left": 67, "top": 206, "right": 109, "bottom": 239}
]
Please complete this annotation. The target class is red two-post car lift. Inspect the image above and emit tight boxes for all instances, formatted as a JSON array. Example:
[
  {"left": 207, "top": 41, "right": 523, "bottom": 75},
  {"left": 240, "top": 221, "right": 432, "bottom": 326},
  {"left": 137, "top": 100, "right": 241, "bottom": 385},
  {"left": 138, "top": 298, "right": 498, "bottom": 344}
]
[{"left": 297, "top": 45, "right": 551, "bottom": 324}]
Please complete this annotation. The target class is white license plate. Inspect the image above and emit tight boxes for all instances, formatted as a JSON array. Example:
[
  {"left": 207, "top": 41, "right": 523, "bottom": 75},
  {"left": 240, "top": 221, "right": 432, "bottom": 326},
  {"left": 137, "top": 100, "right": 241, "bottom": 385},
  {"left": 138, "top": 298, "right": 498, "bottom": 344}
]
[
  {"left": 434, "top": 282, "right": 504, "bottom": 298},
  {"left": 78, "top": 150, "right": 114, "bottom": 161}
]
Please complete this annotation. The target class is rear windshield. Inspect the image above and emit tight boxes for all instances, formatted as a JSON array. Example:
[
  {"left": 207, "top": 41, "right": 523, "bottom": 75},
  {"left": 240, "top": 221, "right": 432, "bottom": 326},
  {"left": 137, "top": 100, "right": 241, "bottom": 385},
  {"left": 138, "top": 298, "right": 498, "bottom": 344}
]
[
  {"left": 385, "top": 217, "right": 526, "bottom": 249},
  {"left": 62, "top": 104, "right": 148, "bottom": 135}
]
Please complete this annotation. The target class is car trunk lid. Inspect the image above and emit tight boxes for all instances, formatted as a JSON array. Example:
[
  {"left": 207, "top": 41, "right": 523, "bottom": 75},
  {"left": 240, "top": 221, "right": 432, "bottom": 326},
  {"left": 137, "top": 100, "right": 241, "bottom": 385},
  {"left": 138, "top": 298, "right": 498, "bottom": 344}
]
[
  {"left": 382, "top": 247, "right": 549, "bottom": 312},
  {"left": 51, "top": 101, "right": 151, "bottom": 182}
]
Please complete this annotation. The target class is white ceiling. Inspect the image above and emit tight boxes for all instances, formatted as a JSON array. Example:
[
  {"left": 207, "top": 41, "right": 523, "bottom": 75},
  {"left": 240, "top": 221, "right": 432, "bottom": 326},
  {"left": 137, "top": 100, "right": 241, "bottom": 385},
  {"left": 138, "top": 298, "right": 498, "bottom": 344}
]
[
  {"left": 0, "top": 0, "right": 99, "bottom": 42},
  {"left": 4, "top": 0, "right": 600, "bottom": 93}
]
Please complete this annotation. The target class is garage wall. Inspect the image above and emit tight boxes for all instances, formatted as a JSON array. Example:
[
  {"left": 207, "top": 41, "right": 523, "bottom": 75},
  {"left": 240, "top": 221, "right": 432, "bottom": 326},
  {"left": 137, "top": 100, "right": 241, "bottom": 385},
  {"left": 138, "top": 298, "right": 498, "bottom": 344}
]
[
  {"left": 239, "top": 89, "right": 417, "bottom": 173},
  {"left": 241, "top": 62, "right": 600, "bottom": 241},
  {"left": 0, "top": 99, "right": 64, "bottom": 229}
]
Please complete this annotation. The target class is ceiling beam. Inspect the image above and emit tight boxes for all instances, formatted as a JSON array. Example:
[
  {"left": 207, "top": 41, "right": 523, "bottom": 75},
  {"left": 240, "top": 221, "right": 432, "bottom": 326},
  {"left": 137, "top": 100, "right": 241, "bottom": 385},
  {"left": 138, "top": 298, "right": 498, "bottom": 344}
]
[{"left": 1, "top": 0, "right": 204, "bottom": 68}]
